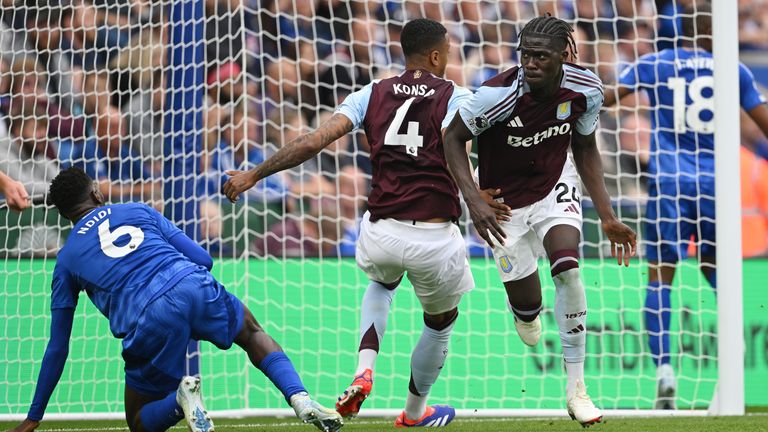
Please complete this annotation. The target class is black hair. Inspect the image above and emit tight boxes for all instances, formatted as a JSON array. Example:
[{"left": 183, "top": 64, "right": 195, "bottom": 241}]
[
  {"left": 682, "top": 1, "right": 712, "bottom": 39},
  {"left": 518, "top": 14, "right": 577, "bottom": 61},
  {"left": 48, "top": 167, "right": 94, "bottom": 217},
  {"left": 400, "top": 18, "right": 447, "bottom": 58}
]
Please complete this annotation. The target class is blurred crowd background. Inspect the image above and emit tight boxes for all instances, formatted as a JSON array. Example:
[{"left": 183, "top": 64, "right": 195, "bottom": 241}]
[{"left": 1, "top": 0, "right": 767, "bottom": 258}]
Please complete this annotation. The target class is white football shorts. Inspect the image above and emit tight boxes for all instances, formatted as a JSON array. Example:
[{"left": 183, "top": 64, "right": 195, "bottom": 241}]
[
  {"left": 489, "top": 159, "right": 583, "bottom": 282},
  {"left": 356, "top": 211, "right": 475, "bottom": 314}
]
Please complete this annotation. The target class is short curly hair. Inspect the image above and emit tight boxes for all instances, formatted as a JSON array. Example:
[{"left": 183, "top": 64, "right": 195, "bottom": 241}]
[
  {"left": 48, "top": 167, "right": 94, "bottom": 217},
  {"left": 400, "top": 18, "right": 447, "bottom": 58}
]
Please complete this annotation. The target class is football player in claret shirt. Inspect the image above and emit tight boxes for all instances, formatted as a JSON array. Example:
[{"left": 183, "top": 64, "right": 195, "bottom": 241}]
[
  {"left": 605, "top": 1, "right": 768, "bottom": 409},
  {"left": 444, "top": 15, "right": 636, "bottom": 426},
  {"left": 9, "top": 167, "right": 342, "bottom": 432},
  {"left": 224, "top": 18, "right": 507, "bottom": 429}
]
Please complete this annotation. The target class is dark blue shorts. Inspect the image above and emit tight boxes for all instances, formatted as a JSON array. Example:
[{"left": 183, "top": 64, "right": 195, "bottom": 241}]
[
  {"left": 122, "top": 270, "right": 244, "bottom": 396},
  {"left": 644, "top": 181, "right": 715, "bottom": 263}
]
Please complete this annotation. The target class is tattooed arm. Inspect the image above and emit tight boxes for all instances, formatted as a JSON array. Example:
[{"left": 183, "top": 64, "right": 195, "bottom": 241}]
[{"left": 223, "top": 113, "right": 354, "bottom": 202}]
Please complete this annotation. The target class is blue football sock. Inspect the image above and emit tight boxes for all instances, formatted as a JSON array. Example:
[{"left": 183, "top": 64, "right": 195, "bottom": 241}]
[
  {"left": 139, "top": 391, "right": 183, "bottom": 432},
  {"left": 644, "top": 281, "right": 672, "bottom": 367},
  {"left": 258, "top": 351, "right": 307, "bottom": 404}
]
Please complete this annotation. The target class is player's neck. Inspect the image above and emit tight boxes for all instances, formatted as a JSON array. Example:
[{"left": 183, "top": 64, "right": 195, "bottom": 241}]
[
  {"left": 529, "top": 68, "right": 563, "bottom": 100},
  {"left": 68, "top": 204, "right": 99, "bottom": 223},
  {"left": 405, "top": 61, "right": 437, "bottom": 77}
]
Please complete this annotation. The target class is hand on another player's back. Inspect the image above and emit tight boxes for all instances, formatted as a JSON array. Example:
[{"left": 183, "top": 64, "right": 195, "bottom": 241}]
[
  {"left": 467, "top": 196, "right": 507, "bottom": 248},
  {"left": 223, "top": 170, "right": 258, "bottom": 203},
  {"left": 7, "top": 419, "right": 39, "bottom": 432},
  {"left": 601, "top": 218, "right": 637, "bottom": 267},
  {"left": 478, "top": 188, "right": 512, "bottom": 222}
]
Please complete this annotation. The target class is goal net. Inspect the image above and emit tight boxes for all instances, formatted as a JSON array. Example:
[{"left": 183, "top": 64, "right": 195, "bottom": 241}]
[{"left": 1, "top": 0, "right": 758, "bottom": 420}]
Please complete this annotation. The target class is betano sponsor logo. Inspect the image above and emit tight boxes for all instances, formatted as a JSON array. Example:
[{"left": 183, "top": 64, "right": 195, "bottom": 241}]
[{"left": 507, "top": 123, "right": 571, "bottom": 148}]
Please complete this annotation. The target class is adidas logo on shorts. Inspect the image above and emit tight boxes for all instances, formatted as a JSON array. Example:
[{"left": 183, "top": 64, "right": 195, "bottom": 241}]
[{"left": 564, "top": 203, "right": 580, "bottom": 214}]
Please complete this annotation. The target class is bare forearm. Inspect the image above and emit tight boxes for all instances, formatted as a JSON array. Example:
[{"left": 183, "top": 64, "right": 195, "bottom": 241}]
[
  {"left": 253, "top": 131, "right": 324, "bottom": 181},
  {"left": 444, "top": 118, "right": 483, "bottom": 206},
  {"left": 254, "top": 113, "right": 352, "bottom": 181},
  {"left": 573, "top": 141, "right": 616, "bottom": 222}
]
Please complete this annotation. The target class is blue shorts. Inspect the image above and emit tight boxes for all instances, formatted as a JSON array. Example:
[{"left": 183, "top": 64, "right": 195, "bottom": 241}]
[
  {"left": 122, "top": 270, "right": 245, "bottom": 396},
  {"left": 644, "top": 181, "right": 715, "bottom": 263}
]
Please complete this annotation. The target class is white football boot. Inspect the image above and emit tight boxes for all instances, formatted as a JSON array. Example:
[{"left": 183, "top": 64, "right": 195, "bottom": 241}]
[
  {"left": 566, "top": 380, "right": 603, "bottom": 428},
  {"left": 290, "top": 391, "right": 344, "bottom": 432},
  {"left": 507, "top": 299, "right": 541, "bottom": 346},
  {"left": 176, "top": 376, "right": 214, "bottom": 432},
  {"left": 514, "top": 316, "right": 542, "bottom": 347},
  {"left": 655, "top": 364, "right": 677, "bottom": 410}
]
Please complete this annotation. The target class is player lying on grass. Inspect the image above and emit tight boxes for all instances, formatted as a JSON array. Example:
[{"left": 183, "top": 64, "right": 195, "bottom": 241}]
[
  {"left": 604, "top": 0, "right": 768, "bottom": 409},
  {"left": 223, "top": 18, "right": 509, "bottom": 429},
  {"left": 9, "top": 167, "right": 342, "bottom": 432},
  {"left": 443, "top": 14, "right": 637, "bottom": 427}
]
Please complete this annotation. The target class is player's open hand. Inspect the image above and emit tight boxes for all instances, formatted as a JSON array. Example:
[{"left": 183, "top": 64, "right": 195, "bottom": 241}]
[
  {"left": 7, "top": 419, "right": 40, "bottom": 432},
  {"left": 479, "top": 188, "right": 512, "bottom": 222},
  {"left": 468, "top": 197, "right": 507, "bottom": 248},
  {"left": 222, "top": 170, "right": 257, "bottom": 203},
  {"left": 601, "top": 218, "right": 637, "bottom": 266}
]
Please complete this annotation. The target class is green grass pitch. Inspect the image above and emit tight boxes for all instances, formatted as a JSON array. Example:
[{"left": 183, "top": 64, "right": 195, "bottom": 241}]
[{"left": 3, "top": 412, "right": 768, "bottom": 432}]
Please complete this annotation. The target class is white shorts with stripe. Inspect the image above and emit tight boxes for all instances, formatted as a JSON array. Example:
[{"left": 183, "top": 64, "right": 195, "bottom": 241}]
[
  {"left": 488, "top": 159, "right": 583, "bottom": 282},
  {"left": 356, "top": 211, "right": 474, "bottom": 314}
]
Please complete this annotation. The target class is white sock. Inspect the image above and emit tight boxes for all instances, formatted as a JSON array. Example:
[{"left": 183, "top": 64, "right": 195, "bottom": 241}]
[
  {"left": 356, "top": 281, "right": 396, "bottom": 374},
  {"left": 553, "top": 268, "right": 587, "bottom": 364},
  {"left": 405, "top": 319, "right": 455, "bottom": 419},
  {"left": 565, "top": 361, "right": 585, "bottom": 397},
  {"left": 404, "top": 392, "right": 429, "bottom": 421},
  {"left": 356, "top": 349, "right": 378, "bottom": 375}
]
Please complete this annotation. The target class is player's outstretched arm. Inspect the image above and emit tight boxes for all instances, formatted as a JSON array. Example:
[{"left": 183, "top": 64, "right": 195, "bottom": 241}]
[
  {"left": 223, "top": 113, "right": 354, "bottom": 202},
  {"left": 169, "top": 233, "right": 213, "bottom": 271},
  {"left": 0, "top": 170, "right": 31, "bottom": 212},
  {"left": 571, "top": 131, "right": 637, "bottom": 266},
  {"left": 602, "top": 85, "right": 633, "bottom": 108},
  {"left": 747, "top": 103, "right": 768, "bottom": 138},
  {"left": 443, "top": 114, "right": 506, "bottom": 247},
  {"left": 10, "top": 308, "right": 76, "bottom": 432}
]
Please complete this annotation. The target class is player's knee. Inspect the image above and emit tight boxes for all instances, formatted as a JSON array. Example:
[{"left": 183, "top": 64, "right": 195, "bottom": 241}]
[
  {"left": 424, "top": 308, "right": 458, "bottom": 331},
  {"left": 549, "top": 249, "right": 579, "bottom": 280}
]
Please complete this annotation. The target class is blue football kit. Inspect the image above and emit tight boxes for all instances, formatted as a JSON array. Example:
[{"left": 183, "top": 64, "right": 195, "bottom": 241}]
[
  {"left": 618, "top": 47, "right": 766, "bottom": 262},
  {"left": 27, "top": 203, "right": 244, "bottom": 420}
]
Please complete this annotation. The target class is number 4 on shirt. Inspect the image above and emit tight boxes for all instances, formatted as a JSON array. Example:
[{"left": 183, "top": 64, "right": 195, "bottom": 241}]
[{"left": 385, "top": 97, "right": 424, "bottom": 157}]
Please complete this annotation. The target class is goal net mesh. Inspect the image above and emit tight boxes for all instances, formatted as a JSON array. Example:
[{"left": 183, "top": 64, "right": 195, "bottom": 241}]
[{"left": 1, "top": 0, "right": 723, "bottom": 417}]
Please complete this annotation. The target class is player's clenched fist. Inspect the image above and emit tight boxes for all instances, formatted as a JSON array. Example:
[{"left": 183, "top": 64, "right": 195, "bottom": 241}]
[
  {"left": 7, "top": 419, "right": 39, "bottom": 432},
  {"left": 0, "top": 171, "right": 31, "bottom": 212},
  {"left": 601, "top": 218, "right": 637, "bottom": 267},
  {"left": 222, "top": 170, "right": 257, "bottom": 203}
]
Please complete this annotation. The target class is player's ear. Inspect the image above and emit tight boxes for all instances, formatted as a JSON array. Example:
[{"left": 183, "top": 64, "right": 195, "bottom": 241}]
[
  {"left": 91, "top": 181, "right": 105, "bottom": 205},
  {"left": 429, "top": 49, "right": 440, "bottom": 67}
]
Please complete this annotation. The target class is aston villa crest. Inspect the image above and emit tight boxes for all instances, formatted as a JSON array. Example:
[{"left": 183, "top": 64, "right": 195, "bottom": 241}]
[
  {"left": 413, "top": 70, "right": 422, "bottom": 79},
  {"left": 499, "top": 255, "right": 513, "bottom": 273},
  {"left": 556, "top": 101, "right": 572, "bottom": 120}
]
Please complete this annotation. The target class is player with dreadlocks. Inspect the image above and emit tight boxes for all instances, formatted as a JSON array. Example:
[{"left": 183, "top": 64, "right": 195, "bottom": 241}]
[{"left": 444, "top": 15, "right": 637, "bottom": 426}]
